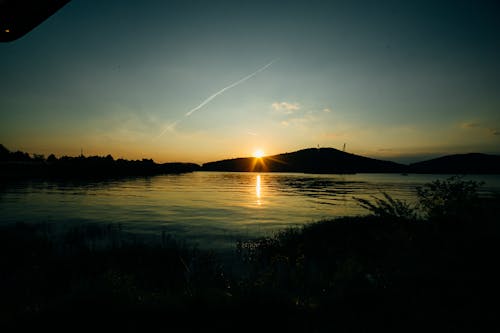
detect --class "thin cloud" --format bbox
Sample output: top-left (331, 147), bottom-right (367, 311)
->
top-left (459, 121), bottom-right (500, 136)
top-left (460, 122), bottom-right (480, 129)
top-left (272, 102), bottom-right (300, 114)
top-left (280, 112), bottom-right (316, 128)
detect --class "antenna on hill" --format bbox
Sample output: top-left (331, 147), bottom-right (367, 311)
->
top-left (343, 143), bottom-right (346, 152)
top-left (80, 148), bottom-right (83, 157)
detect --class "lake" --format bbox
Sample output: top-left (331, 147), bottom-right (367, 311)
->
top-left (1, 172), bottom-right (499, 250)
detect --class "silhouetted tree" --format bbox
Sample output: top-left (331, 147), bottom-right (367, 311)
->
top-left (12, 151), bottom-right (31, 161)
top-left (0, 144), bottom-right (9, 161)
top-left (47, 154), bottom-right (57, 163)
top-left (33, 154), bottom-right (45, 161)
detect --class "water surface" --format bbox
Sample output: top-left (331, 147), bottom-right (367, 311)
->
top-left (1, 172), bottom-right (499, 249)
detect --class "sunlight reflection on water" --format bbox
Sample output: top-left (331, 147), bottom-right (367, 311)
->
top-left (1, 172), bottom-right (499, 250)
top-left (255, 174), bottom-right (261, 206)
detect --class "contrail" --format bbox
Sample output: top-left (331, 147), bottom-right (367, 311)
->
top-left (186, 59), bottom-right (278, 117)
top-left (155, 59), bottom-right (278, 140)
top-left (155, 119), bottom-right (181, 140)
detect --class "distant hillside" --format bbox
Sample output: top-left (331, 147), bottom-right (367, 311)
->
top-left (202, 148), bottom-right (406, 174)
top-left (409, 153), bottom-right (500, 174)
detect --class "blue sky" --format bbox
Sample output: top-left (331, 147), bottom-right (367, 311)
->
top-left (1, 0), bottom-right (499, 163)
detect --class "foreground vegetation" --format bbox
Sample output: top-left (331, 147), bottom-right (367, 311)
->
top-left (1, 177), bottom-right (498, 331)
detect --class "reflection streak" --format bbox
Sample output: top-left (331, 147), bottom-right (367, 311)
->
top-left (256, 174), bottom-right (261, 205)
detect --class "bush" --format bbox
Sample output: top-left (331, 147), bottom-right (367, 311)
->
top-left (355, 176), bottom-right (484, 221)
top-left (353, 192), bottom-right (418, 221)
top-left (416, 176), bottom-right (483, 220)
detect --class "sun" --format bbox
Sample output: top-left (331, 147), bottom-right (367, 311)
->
top-left (253, 149), bottom-right (265, 158)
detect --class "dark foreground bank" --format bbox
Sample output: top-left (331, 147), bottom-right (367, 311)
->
top-left (1, 178), bottom-right (498, 331)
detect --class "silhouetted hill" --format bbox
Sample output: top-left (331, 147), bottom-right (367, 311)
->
top-left (409, 153), bottom-right (500, 174)
top-left (202, 148), bottom-right (406, 173)
top-left (0, 144), bottom-right (200, 179)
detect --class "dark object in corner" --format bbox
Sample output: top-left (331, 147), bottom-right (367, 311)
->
top-left (0, 0), bottom-right (70, 42)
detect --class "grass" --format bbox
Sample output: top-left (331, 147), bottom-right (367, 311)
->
top-left (0, 223), bottom-right (229, 329)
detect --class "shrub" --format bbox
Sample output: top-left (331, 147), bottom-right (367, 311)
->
top-left (416, 176), bottom-right (483, 220)
top-left (353, 192), bottom-right (418, 221)
top-left (355, 176), bottom-right (484, 221)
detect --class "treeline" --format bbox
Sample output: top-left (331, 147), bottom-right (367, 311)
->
top-left (0, 144), bottom-right (200, 178)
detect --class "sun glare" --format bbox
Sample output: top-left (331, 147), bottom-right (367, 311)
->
top-left (253, 150), bottom-right (264, 158)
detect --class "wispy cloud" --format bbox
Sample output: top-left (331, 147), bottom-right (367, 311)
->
top-left (272, 102), bottom-right (300, 114)
top-left (275, 104), bottom-right (335, 131)
top-left (459, 121), bottom-right (499, 137)
top-left (280, 112), bottom-right (317, 128)
top-left (460, 122), bottom-right (480, 129)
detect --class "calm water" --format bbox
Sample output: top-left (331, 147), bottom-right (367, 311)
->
top-left (1, 172), bottom-right (499, 249)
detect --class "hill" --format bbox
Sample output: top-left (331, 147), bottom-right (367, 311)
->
top-left (202, 148), bottom-right (406, 173)
top-left (409, 153), bottom-right (500, 174)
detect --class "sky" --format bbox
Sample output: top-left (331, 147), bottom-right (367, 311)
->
top-left (1, 0), bottom-right (499, 164)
